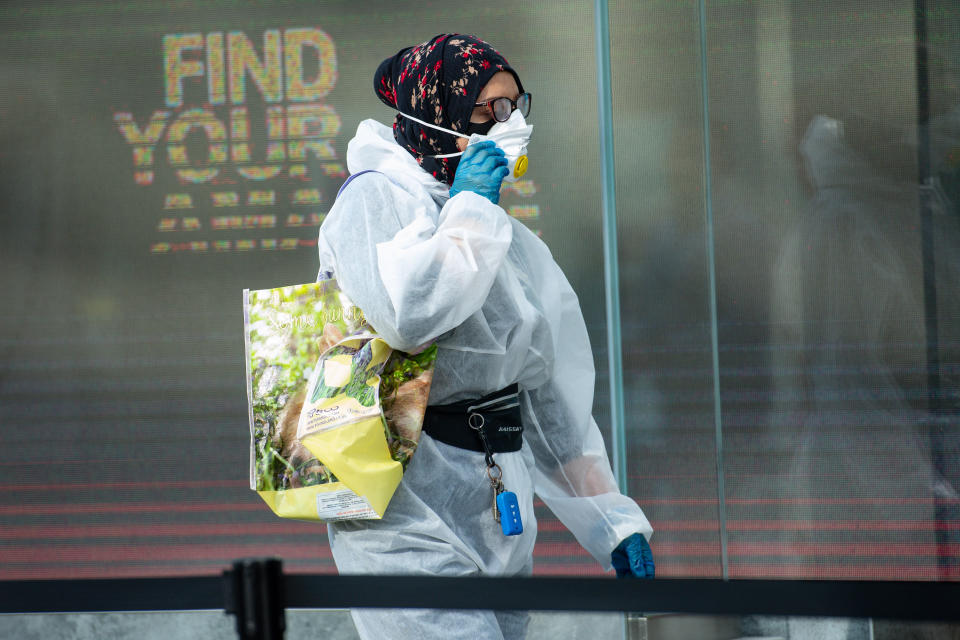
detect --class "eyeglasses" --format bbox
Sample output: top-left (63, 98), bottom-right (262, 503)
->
top-left (474, 92), bottom-right (532, 123)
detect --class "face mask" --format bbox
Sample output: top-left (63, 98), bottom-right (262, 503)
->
top-left (466, 119), bottom-right (496, 136)
top-left (398, 109), bottom-right (533, 182)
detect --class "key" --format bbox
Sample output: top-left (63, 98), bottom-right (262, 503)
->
top-left (487, 462), bottom-right (504, 522)
top-left (487, 463), bottom-right (504, 523)
top-left (491, 476), bottom-right (504, 522)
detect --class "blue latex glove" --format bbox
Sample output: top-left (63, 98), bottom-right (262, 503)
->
top-left (448, 140), bottom-right (509, 204)
top-left (611, 533), bottom-right (655, 579)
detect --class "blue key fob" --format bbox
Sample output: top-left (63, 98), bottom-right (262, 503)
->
top-left (497, 491), bottom-right (523, 536)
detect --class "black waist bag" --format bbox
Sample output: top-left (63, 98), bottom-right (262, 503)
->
top-left (422, 384), bottom-right (523, 453)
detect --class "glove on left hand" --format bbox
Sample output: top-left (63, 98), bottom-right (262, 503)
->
top-left (611, 533), bottom-right (655, 579)
top-left (448, 140), bottom-right (509, 205)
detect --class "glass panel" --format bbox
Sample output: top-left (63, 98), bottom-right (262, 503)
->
top-left (707, 0), bottom-right (960, 579)
top-left (610, 0), bottom-right (724, 577)
top-left (0, 3), bottom-right (606, 578)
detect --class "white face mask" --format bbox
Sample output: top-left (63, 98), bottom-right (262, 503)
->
top-left (397, 109), bottom-right (533, 182)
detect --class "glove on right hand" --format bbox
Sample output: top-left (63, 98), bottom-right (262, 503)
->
top-left (448, 140), bottom-right (509, 205)
top-left (611, 533), bottom-right (655, 579)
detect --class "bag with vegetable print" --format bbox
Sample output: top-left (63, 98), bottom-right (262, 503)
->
top-left (244, 280), bottom-right (436, 521)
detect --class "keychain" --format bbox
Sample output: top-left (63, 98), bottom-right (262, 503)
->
top-left (470, 412), bottom-right (523, 536)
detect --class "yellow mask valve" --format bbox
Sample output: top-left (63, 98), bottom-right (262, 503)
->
top-left (513, 155), bottom-right (528, 179)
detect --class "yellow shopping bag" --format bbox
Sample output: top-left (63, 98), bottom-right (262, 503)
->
top-left (243, 281), bottom-right (436, 521)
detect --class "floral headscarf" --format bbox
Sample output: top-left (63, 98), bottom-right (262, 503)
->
top-left (374, 34), bottom-right (523, 185)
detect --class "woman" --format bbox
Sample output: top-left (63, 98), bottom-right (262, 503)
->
top-left (317, 34), bottom-right (653, 640)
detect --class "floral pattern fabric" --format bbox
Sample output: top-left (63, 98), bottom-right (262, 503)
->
top-left (374, 33), bottom-right (523, 185)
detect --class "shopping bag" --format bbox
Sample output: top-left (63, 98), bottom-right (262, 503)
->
top-left (243, 281), bottom-right (436, 521)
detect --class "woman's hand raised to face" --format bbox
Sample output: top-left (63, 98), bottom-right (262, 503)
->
top-left (448, 140), bottom-right (509, 205)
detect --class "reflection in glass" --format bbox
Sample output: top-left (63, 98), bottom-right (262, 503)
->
top-left (671, 0), bottom-right (960, 581)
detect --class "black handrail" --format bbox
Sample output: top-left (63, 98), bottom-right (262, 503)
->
top-left (2, 568), bottom-right (959, 622)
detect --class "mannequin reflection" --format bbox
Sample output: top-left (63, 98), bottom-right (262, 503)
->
top-left (770, 105), bottom-right (960, 638)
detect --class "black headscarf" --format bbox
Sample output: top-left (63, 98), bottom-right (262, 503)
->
top-left (374, 34), bottom-right (524, 185)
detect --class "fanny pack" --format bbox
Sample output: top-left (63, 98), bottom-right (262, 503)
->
top-left (422, 384), bottom-right (523, 453)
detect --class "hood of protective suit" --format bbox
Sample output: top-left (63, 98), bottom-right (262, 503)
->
top-left (346, 119), bottom-right (452, 206)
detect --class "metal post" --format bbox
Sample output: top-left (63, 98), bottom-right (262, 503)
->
top-left (594, 4), bottom-right (633, 637)
top-left (224, 558), bottom-right (286, 640)
top-left (594, 0), bottom-right (628, 496)
top-left (697, 0), bottom-right (730, 580)
top-left (913, 0), bottom-right (952, 581)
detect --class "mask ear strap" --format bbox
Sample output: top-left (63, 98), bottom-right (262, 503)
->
top-left (396, 111), bottom-right (466, 158)
top-left (397, 111), bottom-right (461, 138)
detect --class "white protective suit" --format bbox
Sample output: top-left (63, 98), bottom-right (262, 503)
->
top-left (317, 119), bottom-right (652, 640)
